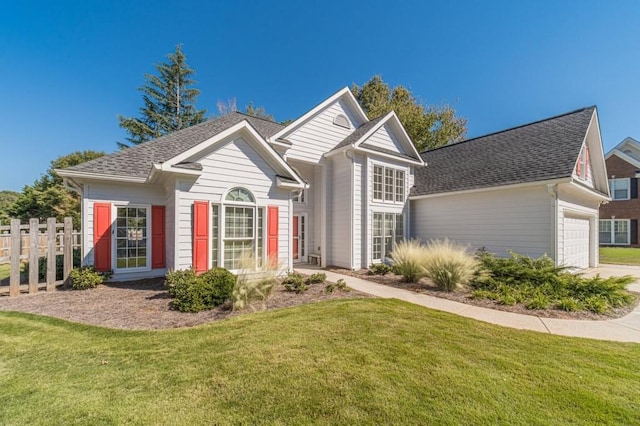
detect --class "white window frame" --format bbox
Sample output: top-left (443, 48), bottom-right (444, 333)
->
top-left (599, 219), bottom-right (630, 245)
top-left (211, 187), bottom-right (265, 272)
top-left (112, 203), bottom-right (152, 273)
top-left (609, 178), bottom-right (630, 201)
top-left (372, 162), bottom-right (406, 204)
top-left (372, 212), bottom-right (404, 262)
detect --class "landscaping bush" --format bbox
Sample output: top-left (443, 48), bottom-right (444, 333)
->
top-left (69, 266), bottom-right (112, 290)
top-left (283, 272), bottom-right (308, 293)
top-left (369, 263), bottom-right (392, 276)
top-left (471, 250), bottom-right (636, 314)
top-left (306, 272), bottom-right (327, 285)
top-left (165, 267), bottom-right (235, 313)
top-left (422, 239), bottom-right (479, 291)
top-left (325, 278), bottom-right (350, 294)
top-left (390, 240), bottom-right (427, 283)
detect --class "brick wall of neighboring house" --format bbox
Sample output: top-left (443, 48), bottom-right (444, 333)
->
top-left (600, 154), bottom-right (640, 246)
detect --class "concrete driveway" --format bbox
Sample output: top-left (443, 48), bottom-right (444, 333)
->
top-left (583, 264), bottom-right (640, 293)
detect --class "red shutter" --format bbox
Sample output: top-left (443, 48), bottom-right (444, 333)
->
top-left (585, 146), bottom-right (590, 179)
top-left (151, 205), bottom-right (166, 269)
top-left (576, 150), bottom-right (582, 176)
top-left (193, 201), bottom-right (209, 273)
top-left (267, 206), bottom-right (279, 264)
top-left (93, 203), bottom-right (111, 272)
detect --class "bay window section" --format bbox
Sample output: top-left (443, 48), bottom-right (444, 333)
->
top-left (384, 169), bottom-right (395, 201)
top-left (373, 164), bottom-right (406, 204)
top-left (372, 212), bottom-right (404, 261)
top-left (373, 166), bottom-right (383, 201)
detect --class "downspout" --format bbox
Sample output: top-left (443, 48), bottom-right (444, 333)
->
top-left (547, 184), bottom-right (558, 264)
top-left (344, 149), bottom-right (355, 270)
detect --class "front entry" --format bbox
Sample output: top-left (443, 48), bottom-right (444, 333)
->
top-left (292, 214), bottom-right (306, 263)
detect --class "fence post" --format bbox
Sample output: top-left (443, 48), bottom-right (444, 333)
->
top-left (29, 219), bottom-right (39, 294)
top-left (63, 217), bottom-right (73, 284)
top-left (10, 219), bottom-right (20, 297)
top-left (46, 218), bottom-right (56, 291)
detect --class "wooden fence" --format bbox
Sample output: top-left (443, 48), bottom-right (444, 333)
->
top-left (0, 218), bottom-right (81, 297)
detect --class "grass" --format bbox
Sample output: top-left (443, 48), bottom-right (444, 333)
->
top-left (1, 299), bottom-right (639, 424)
top-left (0, 263), bottom-right (8, 282)
top-left (600, 247), bottom-right (640, 266)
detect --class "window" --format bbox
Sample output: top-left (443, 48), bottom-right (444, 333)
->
top-left (211, 187), bottom-right (264, 270)
top-left (609, 179), bottom-right (630, 200)
top-left (599, 219), bottom-right (630, 245)
top-left (373, 166), bottom-right (383, 201)
top-left (115, 206), bottom-right (149, 270)
top-left (575, 145), bottom-right (591, 180)
top-left (373, 164), bottom-right (406, 203)
top-left (372, 212), bottom-right (403, 261)
top-left (292, 189), bottom-right (306, 204)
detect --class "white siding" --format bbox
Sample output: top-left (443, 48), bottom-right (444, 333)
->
top-left (327, 154), bottom-right (352, 267)
top-left (361, 123), bottom-right (407, 156)
top-left (176, 137), bottom-right (291, 271)
top-left (164, 181), bottom-right (176, 270)
top-left (285, 100), bottom-right (363, 164)
top-left (352, 154), bottom-right (364, 268)
top-left (84, 181), bottom-right (167, 280)
top-left (411, 186), bottom-right (554, 259)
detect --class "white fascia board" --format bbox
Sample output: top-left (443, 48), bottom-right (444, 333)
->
top-left (268, 87), bottom-right (369, 142)
top-left (356, 111), bottom-right (423, 165)
top-left (276, 176), bottom-right (307, 189)
top-left (606, 136), bottom-right (640, 157)
top-left (54, 169), bottom-right (147, 184)
top-left (409, 178), bottom-right (571, 200)
top-left (356, 147), bottom-right (424, 166)
top-left (568, 179), bottom-right (611, 201)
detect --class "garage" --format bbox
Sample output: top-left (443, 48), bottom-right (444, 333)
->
top-left (563, 215), bottom-right (591, 268)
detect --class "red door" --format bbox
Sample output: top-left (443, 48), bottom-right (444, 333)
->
top-left (292, 216), bottom-right (299, 260)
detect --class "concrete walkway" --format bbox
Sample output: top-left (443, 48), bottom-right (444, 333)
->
top-left (296, 266), bottom-right (640, 343)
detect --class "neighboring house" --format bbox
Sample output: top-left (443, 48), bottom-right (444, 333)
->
top-left (57, 89), bottom-right (609, 280)
top-left (410, 106), bottom-right (609, 269)
top-left (599, 137), bottom-right (640, 247)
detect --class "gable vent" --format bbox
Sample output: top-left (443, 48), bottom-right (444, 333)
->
top-left (333, 114), bottom-right (351, 129)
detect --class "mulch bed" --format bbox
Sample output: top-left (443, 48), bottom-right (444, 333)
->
top-left (0, 277), bottom-right (370, 330)
top-left (328, 267), bottom-right (639, 321)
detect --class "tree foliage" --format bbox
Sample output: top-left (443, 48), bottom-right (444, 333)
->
top-left (8, 151), bottom-right (104, 227)
top-left (118, 45), bottom-right (206, 148)
top-left (245, 102), bottom-right (274, 121)
top-left (0, 190), bottom-right (20, 226)
top-left (351, 76), bottom-right (467, 152)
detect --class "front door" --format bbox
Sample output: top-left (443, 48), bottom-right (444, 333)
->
top-left (292, 214), bottom-right (306, 263)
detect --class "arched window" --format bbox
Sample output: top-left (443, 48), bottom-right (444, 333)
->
top-left (212, 187), bottom-right (263, 270)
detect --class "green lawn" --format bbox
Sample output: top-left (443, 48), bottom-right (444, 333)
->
top-left (1, 299), bottom-right (639, 425)
top-left (0, 263), bottom-right (8, 282)
top-left (600, 247), bottom-right (640, 265)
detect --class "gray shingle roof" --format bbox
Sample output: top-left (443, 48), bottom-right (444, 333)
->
top-left (411, 106), bottom-right (596, 196)
top-left (64, 112), bottom-right (285, 179)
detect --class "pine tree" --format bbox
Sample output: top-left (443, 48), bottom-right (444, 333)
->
top-left (118, 45), bottom-right (207, 148)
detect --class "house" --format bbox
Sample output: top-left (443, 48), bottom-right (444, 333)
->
top-left (57, 88), bottom-right (609, 280)
top-left (599, 137), bottom-right (640, 247)
top-left (410, 106), bottom-right (609, 269)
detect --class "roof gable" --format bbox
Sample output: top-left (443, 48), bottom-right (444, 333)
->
top-left (606, 137), bottom-right (640, 165)
top-left (58, 113), bottom-right (285, 181)
top-left (412, 106), bottom-right (602, 196)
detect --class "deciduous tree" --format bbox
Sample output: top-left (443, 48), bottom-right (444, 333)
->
top-left (351, 76), bottom-right (467, 152)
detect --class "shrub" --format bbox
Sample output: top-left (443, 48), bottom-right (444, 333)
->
top-left (166, 267), bottom-right (235, 313)
top-left (583, 296), bottom-right (609, 314)
top-left (283, 272), bottom-right (308, 293)
top-left (557, 298), bottom-right (582, 312)
top-left (369, 263), bottom-right (392, 276)
top-left (525, 293), bottom-right (550, 310)
top-left (422, 239), bottom-right (479, 291)
top-left (390, 240), bottom-right (427, 283)
top-left (325, 278), bottom-right (350, 294)
top-left (306, 272), bottom-right (327, 285)
top-left (69, 266), bottom-right (112, 290)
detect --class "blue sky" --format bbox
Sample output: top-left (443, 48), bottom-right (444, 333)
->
top-left (2, 0), bottom-right (639, 191)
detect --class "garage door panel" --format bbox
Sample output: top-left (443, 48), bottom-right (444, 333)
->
top-left (563, 216), bottom-right (590, 268)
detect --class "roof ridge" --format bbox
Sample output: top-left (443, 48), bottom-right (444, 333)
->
top-left (232, 111), bottom-right (283, 125)
top-left (421, 105), bottom-right (596, 154)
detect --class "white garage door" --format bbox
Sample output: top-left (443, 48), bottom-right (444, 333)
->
top-left (563, 216), bottom-right (590, 268)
